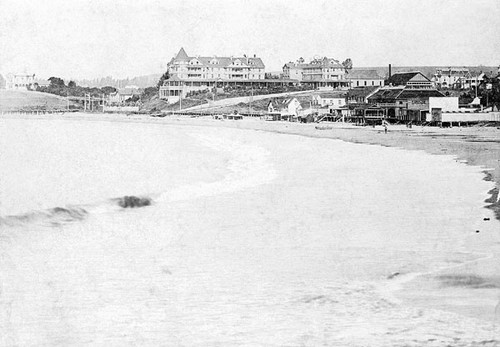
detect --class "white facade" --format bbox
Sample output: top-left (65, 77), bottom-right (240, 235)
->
top-left (426, 97), bottom-right (500, 122)
top-left (160, 48), bottom-right (266, 103)
top-left (5, 73), bottom-right (35, 90)
top-left (108, 85), bottom-right (141, 104)
top-left (428, 97), bottom-right (459, 113)
top-left (269, 98), bottom-right (302, 117)
top-left (312, 93), bottom-right (346, 107)
top-left (283, 57), bottom-right (349, 88)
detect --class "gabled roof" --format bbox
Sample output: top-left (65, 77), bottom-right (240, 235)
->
top-left (176, 47), bottom-right (189, 61)
top-left (170, 48), bottom-right (265, 69)
top-left (397, 89), bottom-right (445, 99)
top-left (367, 87), bottom-right (404, 101)
top-left (347, 86), bottom-right (379, 98)
top-left (282, 98), bottom-right (294, 106)
top-left (315, 92), bottom-right (346, 99)
top-left (347, 69), bottom-right (383, 79)
top-left (386, 71), bottom-right (430, 86)
top-left (367, 86), bottom-right (444, 101)
top-left (284, 58), bottom-right (343, 69)
top-left (268, 99), bottom-right (279, 108)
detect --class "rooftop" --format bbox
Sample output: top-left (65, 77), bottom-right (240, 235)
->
top-left (171, 48), bottom-right (265, 69)
top-left (347, 69), bottom-right (382, 79)
top-left (386, 71), bottom-right (431, 86)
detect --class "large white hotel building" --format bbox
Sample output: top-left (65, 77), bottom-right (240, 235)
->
top-left (159, 48), bottom-right (268, 103)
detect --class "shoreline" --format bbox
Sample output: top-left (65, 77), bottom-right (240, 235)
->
top-left (2, 112), bottom-right (499, 221)
top-left (2, 112), bottom-right (500, 332)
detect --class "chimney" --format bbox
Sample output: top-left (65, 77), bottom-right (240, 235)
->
top-left (389, 64), bottom-right (392, 79)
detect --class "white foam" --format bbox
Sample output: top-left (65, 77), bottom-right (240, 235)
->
top-left (156, 131), bottom-right (277, 203)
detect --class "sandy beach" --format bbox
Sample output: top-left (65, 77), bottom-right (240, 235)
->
top-left (1, 112), bottom-right (499, 346)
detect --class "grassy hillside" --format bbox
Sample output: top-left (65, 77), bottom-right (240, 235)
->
top-left (0, 90), bottom-right (75, 111)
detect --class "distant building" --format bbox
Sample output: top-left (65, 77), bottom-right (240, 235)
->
top-left (267, 98), bottom-right (302, 117)
top-left (427, 96), bottom-right (500, 124)
top-left (5, 73), bottom-right (35, 90)
top-left (167, 47), bottom-right (265, 81)
top-left (347, 69), bottom-right (384, 88)
top-left (385, 71), bottom-right (434, 89)
top-left (312, 91), bottom-right (346, 107)
top-left (159, 48), bottom-right (268, 103)
top-left (457, 73), bottom-right (485, 90)
top-left (266, 97), bottom-right (303, 121)
top-left (366, 72), bottom-right (445, 122)
top-left (108, 85), bottom-right (142, 104)
top-left (432, 67), bottom-right (468, 89)
top-left (33, 79), bottom-right (50, 89)
top-left (283, 57), bottom-right (349, 89)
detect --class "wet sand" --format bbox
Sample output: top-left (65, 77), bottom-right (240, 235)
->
top-left (173, 118), bottom-right (500, 219)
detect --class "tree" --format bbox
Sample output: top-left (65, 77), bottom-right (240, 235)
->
top-left (48, 77), bottom-right (65, 87)
top-left (157, 71), bottom-right (170, 89)
top-left (342, 58), bottom-right (353, 73)
top-left (142, 86), bottom-right (158, 100)
top-left (67, 80), bottom-right (76, 88)
top-left (101, 86), bottom-right (117, 95)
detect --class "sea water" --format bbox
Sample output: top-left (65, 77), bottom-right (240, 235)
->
top-left (1, 116), bottom-right (499, 346)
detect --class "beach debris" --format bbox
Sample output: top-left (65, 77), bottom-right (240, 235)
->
top-left (116, 195), bottom-right (152, 208)
top-left (387, 272), bottom-right (400, 279)
top-left (438, 274), bottom-right (498, 289)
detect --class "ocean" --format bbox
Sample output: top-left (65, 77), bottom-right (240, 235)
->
top-left (1, 116), bottom-right (499, 346)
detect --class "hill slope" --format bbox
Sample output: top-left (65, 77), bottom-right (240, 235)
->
top-left (0, 90), bottom-right (72, 111)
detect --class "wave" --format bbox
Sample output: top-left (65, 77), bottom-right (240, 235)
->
top-left (0, 194), bottom-right (156, 228)
top-left (0, 130), bottom-right (275, 228)
top-left (0, 206), bottom-right (88, 227)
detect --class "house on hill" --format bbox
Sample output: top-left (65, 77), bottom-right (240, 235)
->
top-left (160, 48), bottom-right (274, 104)
top-left (282, 56), bottom-right (350, 89)
top-left (5, 73), bottom-right (35, 90)
top-left (266, 97), bottom-right (302, 121)
top-left (347, 70), bottom-right (384, 88)
top-left (108, 85), bottom-right (142, 104)
top-left (312, 91), bottom-right (346, 107)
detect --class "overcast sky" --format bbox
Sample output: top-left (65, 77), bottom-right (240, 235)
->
top-left (0, 0), bottom-right (498, 79)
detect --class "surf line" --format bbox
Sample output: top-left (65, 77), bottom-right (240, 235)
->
top-left (378, 250), bottom-right (496, 306)
top-left (156, 131), bottom-right (278, 204)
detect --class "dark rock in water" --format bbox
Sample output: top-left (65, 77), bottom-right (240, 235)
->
top-left (117, 196), bottom-right (152, 208)
top-left (388, 272), bottom-right (400, 279)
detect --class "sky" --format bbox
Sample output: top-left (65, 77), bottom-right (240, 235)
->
top-left (0, 0), bottom-right (499, 79)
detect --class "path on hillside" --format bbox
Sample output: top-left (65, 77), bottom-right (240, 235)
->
top-left (182, 90), bottom-right (315, 111)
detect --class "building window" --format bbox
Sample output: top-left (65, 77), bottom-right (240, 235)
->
top-left (364, 81), bottom-right (367, 86)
